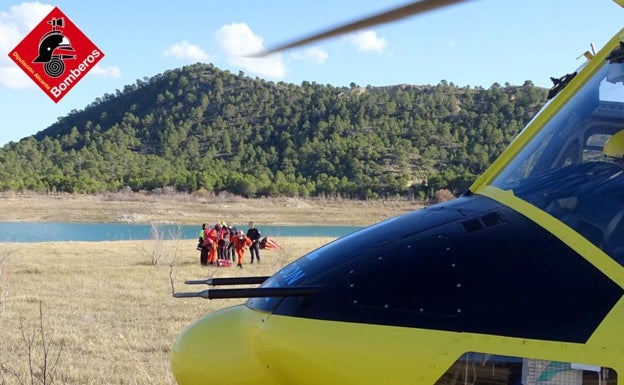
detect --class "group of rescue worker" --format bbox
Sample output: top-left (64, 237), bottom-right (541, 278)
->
top-left (197, 221), bottom-right (262, 268)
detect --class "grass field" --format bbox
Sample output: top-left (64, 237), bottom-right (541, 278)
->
top-left (0, 237), bottom-right (334, 384)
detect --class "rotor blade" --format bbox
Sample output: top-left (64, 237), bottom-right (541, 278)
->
top-left (254, 0), bottom-right (470, 57)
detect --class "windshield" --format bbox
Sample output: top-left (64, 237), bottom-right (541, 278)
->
top-left (491, 56), bottom-right (624, 265)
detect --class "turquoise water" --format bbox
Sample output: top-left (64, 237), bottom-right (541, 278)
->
top-left (0, 222), bottom-right (362, 243)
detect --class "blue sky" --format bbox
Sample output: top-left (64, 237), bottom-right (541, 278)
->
top-left (0, 0), bottom-right (622, 146)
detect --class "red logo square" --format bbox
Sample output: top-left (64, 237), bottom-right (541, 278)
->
top-left (7, 7), bottom-right (105, 103)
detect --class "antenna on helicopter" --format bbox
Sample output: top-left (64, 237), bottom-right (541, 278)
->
top-left (173, 286), bottom-right (323, 299)
top-left (184, 276), bottom-right (271, 286)
top-left (174, 275), bottom-right (322, 299)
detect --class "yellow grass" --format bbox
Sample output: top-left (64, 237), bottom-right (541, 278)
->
top-left (0, 237), bottom-right (334, 384)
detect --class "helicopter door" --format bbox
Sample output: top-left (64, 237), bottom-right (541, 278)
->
top-left (434, 353), bottom-right (617, 385)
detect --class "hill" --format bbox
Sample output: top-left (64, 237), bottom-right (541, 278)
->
top-left (0, 63), bottom-right (548, 199)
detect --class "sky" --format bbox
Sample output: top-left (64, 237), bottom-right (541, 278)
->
top-left (0, 0), bottom-right (623, 146)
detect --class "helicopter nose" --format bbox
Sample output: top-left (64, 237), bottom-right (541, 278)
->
top-left (171, 305), bottom-right (278, 385)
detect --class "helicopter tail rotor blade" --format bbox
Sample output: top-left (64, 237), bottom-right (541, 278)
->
top-left (253, 0), bottom-right (470, 57)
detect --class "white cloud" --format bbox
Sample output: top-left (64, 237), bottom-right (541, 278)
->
top-left (0, 2), bottom-right (53, 89)
top-left (0, 2), bottom-right (53, 32)
top-left (216, 22), bottom-right (287, 79)
top-left (91, 64), bottom-right (122, 79)
top-left (291, 47), bottom-right (328, 64)
top-left (163, 40), bottom-right (209, 61)
top-left (0, 66), bottom-right (33, 89)
top-left (347, 30), bottom-right (388, 53)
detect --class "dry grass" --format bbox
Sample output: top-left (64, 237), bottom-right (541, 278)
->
top-left (0, 237), bottom-right (333, 384)
top-left (0, 192), bottom-right (422, 226)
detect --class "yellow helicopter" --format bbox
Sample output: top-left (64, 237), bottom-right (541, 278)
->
top-left (171, 0), bottom-right (624, 384)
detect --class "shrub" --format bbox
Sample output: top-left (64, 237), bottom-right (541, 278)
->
top-left (433, 189), bottom-right (455, 203)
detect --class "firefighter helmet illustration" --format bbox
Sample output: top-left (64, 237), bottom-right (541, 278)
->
top-left (33, 17), bottom-right (75, 78)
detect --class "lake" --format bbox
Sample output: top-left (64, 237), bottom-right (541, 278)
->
top-left (0, 222), bottom-right (362, 243)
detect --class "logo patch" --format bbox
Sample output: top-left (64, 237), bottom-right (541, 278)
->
top-left (8, 7), bottom-right (104, 103)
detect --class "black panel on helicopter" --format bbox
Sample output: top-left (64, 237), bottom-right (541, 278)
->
top-left (248, 195), bottom-right (624, 343)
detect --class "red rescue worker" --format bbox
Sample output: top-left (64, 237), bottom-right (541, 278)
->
top-left (207, 223), bottom-right (230, 265)
top-left (206, 223), bottom-right (222, 265)
top-left (202, 235), bottom-right (216, 265)
top-left (231, 230), bottom-right (253, 268)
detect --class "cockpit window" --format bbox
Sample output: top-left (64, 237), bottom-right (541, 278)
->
top-left (491, 58), bottom-right (624, 265)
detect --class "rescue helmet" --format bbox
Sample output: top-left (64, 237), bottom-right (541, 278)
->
top-left (603, 130), bottom-right (624, 160)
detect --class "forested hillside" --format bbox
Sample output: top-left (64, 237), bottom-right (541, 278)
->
top-left (0, 63), bottom-right (547, 199)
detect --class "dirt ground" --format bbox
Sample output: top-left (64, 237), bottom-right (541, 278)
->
top-left (0, 192), bottom-right (424, 226)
